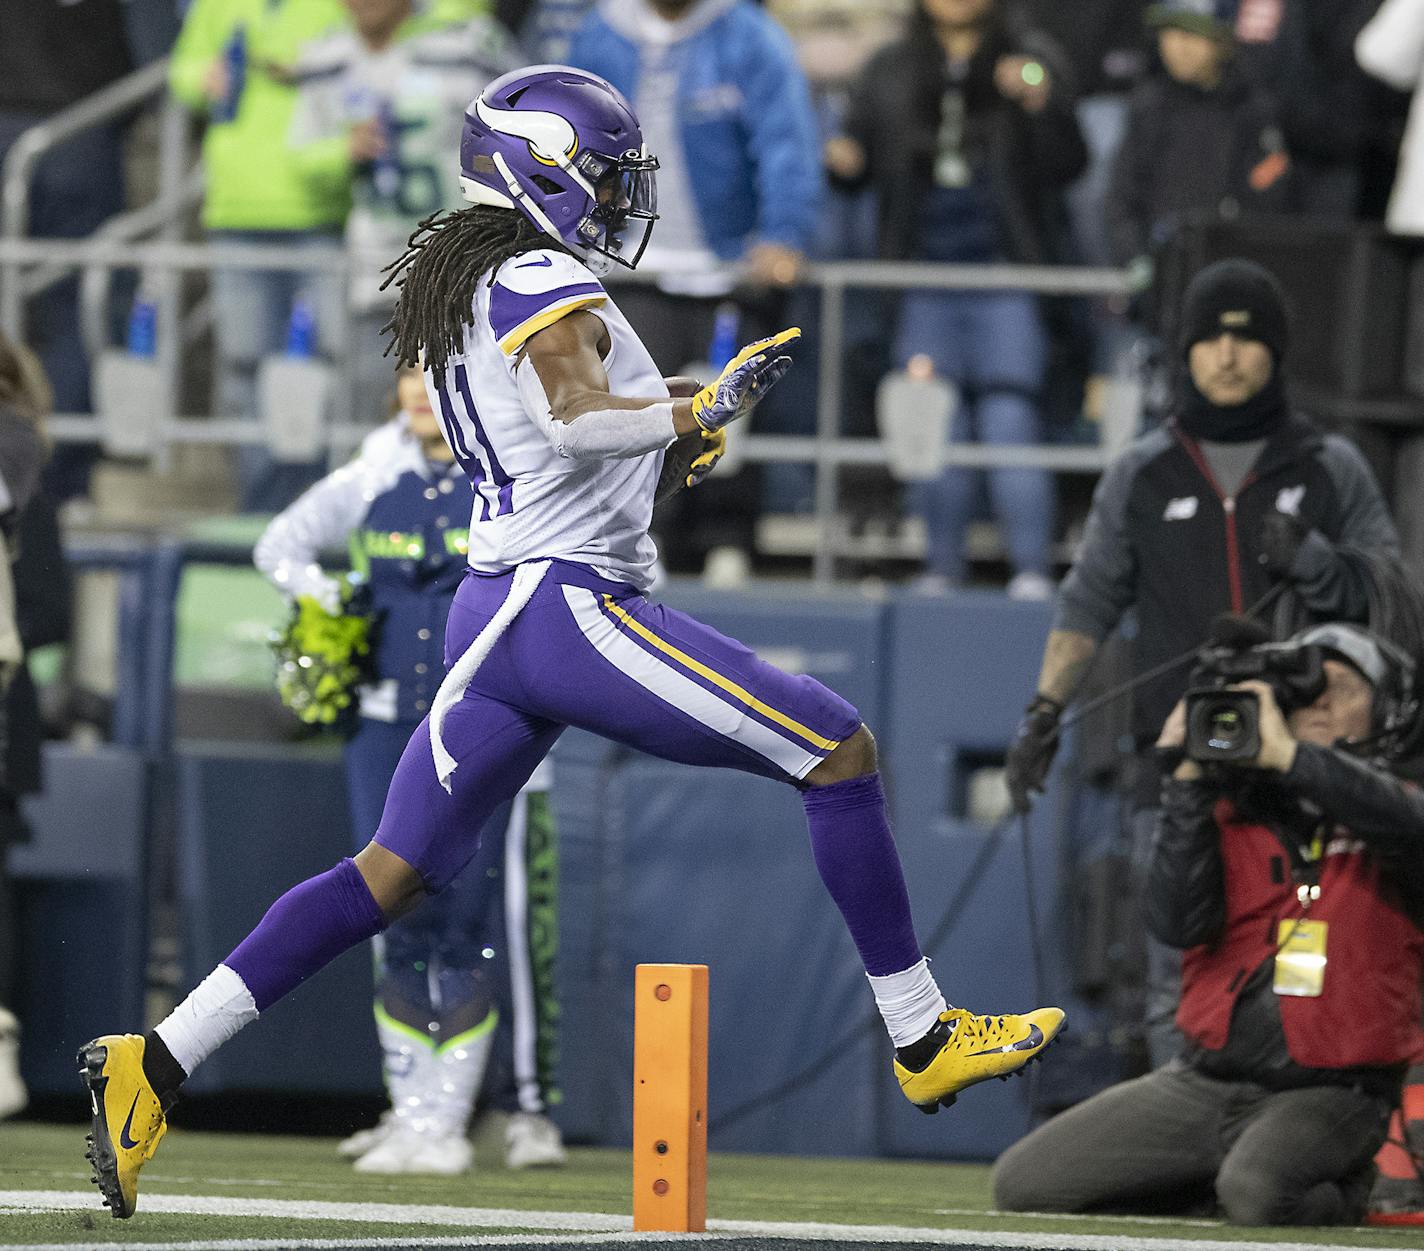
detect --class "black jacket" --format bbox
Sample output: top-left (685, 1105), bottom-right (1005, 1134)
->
top-left (1054, 414), bottom-right (1399, 742)
top-left (838, 15), bottom-right (1087, 264)
top-left (1105, 65), bottom-right (1292, 267)
top-left (1149, 745), bottom-right (1424, 1094)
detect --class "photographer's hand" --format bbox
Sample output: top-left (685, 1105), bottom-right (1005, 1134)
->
top-left (1155, 699), bottom-right (1202, 781)
top-left (1234, 680), bottom-right (1298, 773)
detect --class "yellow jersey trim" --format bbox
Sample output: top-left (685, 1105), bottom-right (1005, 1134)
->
top-left (498, 293), bottom-right (607, 355)
top-left (600, 595), bottom-right (841, 752)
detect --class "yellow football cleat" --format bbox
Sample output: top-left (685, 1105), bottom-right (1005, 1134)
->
top-left (894, 1006), bottom-right (1066, 1114)
top-left (78, 1034), bottom-right (167, 1218)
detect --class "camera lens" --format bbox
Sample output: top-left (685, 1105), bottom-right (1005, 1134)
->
top-left (1207, 706), bottom-right (1245, 751)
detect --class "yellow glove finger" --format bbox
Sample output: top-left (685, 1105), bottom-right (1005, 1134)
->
top-left (720, 326), bottom-right (801, 378)
top-left (686, 427), bottom-right (727, 487)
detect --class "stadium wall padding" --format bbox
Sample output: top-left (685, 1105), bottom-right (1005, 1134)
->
top-left (13, 587), bottom-right (1111, 1160)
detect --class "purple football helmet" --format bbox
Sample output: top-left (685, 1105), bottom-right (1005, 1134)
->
top-left (460, 65), bottom-right (659, 272)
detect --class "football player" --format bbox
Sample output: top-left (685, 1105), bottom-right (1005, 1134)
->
top-left (80, 66), bottom-right (1063, 1218)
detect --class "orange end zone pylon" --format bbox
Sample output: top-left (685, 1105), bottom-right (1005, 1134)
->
top-left (632, 963), bottom-right (708, 1232)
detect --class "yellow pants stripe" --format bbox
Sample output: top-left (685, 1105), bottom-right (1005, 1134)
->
top-left (599, 595), bottom-right (841, 753)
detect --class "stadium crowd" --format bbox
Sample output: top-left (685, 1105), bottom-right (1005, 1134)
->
top-left (4, 0), bottom-right (1424, 583)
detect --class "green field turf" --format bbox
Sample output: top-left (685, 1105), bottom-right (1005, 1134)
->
top-left (2, 1120), bottom-right (1422, 1249)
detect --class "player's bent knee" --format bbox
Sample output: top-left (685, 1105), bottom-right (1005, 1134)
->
top-left (805, 724), bottom-right (877, 786)
top-left (354, 840), bottom-right (427, 921)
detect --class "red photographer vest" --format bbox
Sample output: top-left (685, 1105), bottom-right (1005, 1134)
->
top-left (1176, 800), bottom-right (1424, 1070)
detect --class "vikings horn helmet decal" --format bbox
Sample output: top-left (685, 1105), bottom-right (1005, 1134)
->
top-left (460, 65), bottom-right (658, 272)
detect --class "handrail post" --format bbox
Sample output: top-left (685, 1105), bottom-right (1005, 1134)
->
top-left (812, 278), bottom-right (846, 586)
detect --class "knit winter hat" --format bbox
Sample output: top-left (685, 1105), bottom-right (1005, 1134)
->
top-left (1178, 258), bottom-right (1290, 362)
top-left (1145, 0), bottom-right (1238, 40)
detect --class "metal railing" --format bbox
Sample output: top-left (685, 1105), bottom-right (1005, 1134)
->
top-left (0, 234), bottom-right (1137, 579)
top-left (0, 59), bottom-right (1138, 581)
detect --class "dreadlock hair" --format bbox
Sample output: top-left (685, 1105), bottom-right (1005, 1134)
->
top-left (382, 204), bottom-right (570, 385)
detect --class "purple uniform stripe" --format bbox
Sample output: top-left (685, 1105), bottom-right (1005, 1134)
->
top-left (488, 280), bottom-right (604, 343)
top-left (454, 364), bottom-right (514, 517)
top-left (594, 596), bottom-right (841, 757)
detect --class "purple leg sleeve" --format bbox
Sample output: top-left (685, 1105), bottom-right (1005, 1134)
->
top-left (802, 772), bottom-right (922, 977)
top-left (225, 857), bottom-right (387, 1012)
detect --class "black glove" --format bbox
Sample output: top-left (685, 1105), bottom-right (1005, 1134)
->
top-left (1005, 694), bottom-right (1064, 814)
top-left (1259, 511), bottom-right (1309, 580)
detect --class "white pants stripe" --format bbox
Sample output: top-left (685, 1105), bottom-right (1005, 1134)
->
top-left (563, 586), bottom-right (822, 779)
top-left (502, 791), bottom-right (542, 1114)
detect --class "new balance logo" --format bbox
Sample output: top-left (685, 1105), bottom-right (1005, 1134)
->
top-left (1276, 484), bottom-right (1305, 516)
top-left (1163, 496), bottom-right (1198, 521)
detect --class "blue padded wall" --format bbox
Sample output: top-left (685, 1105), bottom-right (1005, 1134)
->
top-left (552, 582), bottom-right (887, 1156)
top-left (10, 744), bottom-right (150, 1094)
top-left (173, 744), bottom-right (382, 1095)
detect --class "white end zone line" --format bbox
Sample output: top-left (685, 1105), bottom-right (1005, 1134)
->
top-left (0, 1191), bottom-right (1409, 1251)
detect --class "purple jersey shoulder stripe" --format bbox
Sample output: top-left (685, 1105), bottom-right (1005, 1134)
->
top-left (454, 364), bottom-right (514, 517)
top-left (488, 281), bottom-right (605, 343)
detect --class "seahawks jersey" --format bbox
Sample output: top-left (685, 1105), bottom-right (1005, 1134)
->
top-left (424, 248), bottom-right (666, 591)
top-left (290, 17), bottom-right (520, 311)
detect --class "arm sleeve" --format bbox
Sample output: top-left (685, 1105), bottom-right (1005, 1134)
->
top-left (738, 20), bottom-right (823, 249)
top-left (1104, 88), bottom-right (1154, 265)
top-left (0, 414), bottom-right (45, 524)
top-left (1280, 743), bottom-right (1424, 864)
top-left (253, 457), bottom-right (377, 610)
top-left (1357, 0), bottom-right (1424, 91)
top-left (1146, 778), bottom-right (1228, 949)
top-left (1287, 435), bottom-right (1401, 618)
top-left (168, 0), bottom-right (226, 111)
top-left (1052, 450), bottom-right (1139, 639)
top-left (488, 251), bottom-right (607, 357)
top-left (514, 355), bottom-right (676, 461)
top-left (285, 59), bottom-right (354, 197)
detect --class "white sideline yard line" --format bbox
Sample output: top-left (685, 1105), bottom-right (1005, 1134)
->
top-left (0, 1191), bottom-right (1408, 1251)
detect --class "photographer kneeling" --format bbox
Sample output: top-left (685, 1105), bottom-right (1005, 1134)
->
top-left (994, 622), bottom-right (1424, 1225)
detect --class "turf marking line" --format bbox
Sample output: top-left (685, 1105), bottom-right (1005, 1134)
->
top-left (0, 1192), bottom-right (1408, 1251)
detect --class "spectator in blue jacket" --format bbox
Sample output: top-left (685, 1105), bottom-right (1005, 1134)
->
top-left (566, 0), bottom-right (823, 575)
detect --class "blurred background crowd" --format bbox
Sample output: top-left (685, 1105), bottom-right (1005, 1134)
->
top-left (7, 0), bottom-right (1424, 591)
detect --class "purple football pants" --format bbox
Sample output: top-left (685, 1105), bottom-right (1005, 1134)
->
top-left (375, 561), bottom-right (861, 892)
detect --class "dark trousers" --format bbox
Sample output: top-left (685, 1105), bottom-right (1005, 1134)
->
top-left (611, 286), bottom-right (775, 573)
top-left (993, 1061), bottom-right (1390, 1225)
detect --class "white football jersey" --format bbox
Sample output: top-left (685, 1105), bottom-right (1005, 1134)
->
top-left (422, 248), bottom-right (667, 591)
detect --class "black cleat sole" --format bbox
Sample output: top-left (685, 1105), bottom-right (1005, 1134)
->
top-left (77, 1042), bottom-right (131, 1219)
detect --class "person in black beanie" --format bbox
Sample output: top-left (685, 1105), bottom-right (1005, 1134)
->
top-left (1004, 254), bottom-right (1399, 1066)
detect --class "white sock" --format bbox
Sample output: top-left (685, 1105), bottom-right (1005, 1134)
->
top-left (428, 1010), bottom-right (496, 1138)
top-left (154, 963), bottom-right (259, 1076)
top-left (375, 1006), bottom-right (438, 1134)
top-left (867, 958), bottom-right (947, 1047)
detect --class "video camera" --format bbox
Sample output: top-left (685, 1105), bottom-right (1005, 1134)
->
top-left (1183, 618), bottom-right (1325, 763)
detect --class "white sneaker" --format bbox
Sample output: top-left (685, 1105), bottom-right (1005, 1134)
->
top-left (505, 1111), bottom-right (567, 1169)
top-left (0, 1007), bottom-right (27, 1122)
top-left (353, 1127), bottom-right (473, 1175)
top-left (338, 1108), bottom-right (397, 1159)
top-left (1006, 571), bottom-right (1055, 601)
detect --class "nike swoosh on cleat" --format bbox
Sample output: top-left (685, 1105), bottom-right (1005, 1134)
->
top-left (517, 256), bottom-right (553, 268)
top-left (118, 1093), bottom-right (142, 1150)
top-left (967, 1023), bottom-right (1043, 1057)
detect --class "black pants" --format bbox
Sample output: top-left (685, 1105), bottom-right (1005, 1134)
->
top-left (611, 286), bottom-right (778, 573)
top-left (993, 1061), bottom-right (1390, 1225)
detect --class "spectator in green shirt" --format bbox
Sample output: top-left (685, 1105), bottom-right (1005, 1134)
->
top-left (170, 0), bottom-right (350, 512)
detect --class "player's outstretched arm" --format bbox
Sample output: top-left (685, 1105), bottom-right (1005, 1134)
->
top-left (654, 378), bottom-right (724, 502)
top-left (516, 313), bottom-right (798, 461)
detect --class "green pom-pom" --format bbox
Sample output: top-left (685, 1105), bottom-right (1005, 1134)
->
top-left (270, 580), bottom-right (373, 727)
